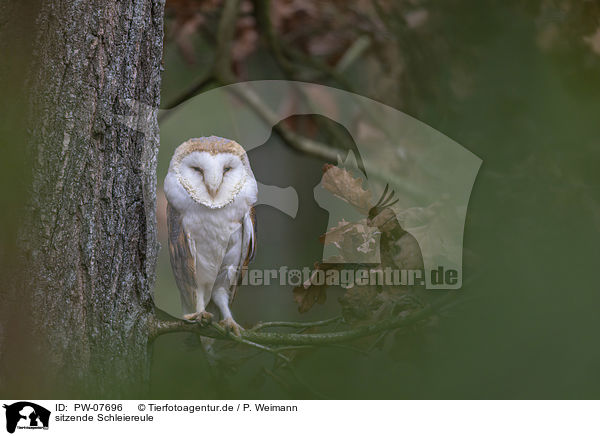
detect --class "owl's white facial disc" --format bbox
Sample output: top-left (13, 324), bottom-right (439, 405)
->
top-left (177, 151), bottom-right (247, 208)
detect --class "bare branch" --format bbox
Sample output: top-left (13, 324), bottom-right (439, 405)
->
top-left (161, 73), bottom-right (217, 111)
top-left (214, 0), bottom-right (242, 81)
top-left (250, 316), bottom-right (343, 331)
top-left (150, 292), bottom-right (457, 345)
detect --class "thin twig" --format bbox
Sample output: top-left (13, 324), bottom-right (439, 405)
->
top-left (214, 321), bottom-right (328, 398)
top-left (273, 345), bottom-right (315, 352)
top-left (250, 315), bottom-right (343, 331)
top-left (213, 0), bottom-right (242, 80)
top-left (160, 74), bottom-right (217, 113)
top-left (263, 367), bottom-right (293, 392)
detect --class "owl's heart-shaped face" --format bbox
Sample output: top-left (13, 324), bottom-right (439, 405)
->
top-left (177, 151), bottom-right (248, 208)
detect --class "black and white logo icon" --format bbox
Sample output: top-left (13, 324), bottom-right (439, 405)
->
top-left (3, 402), bottom-right (50, 434)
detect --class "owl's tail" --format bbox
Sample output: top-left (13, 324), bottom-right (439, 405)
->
top-left (199, 336), bottom-right (216, 358)
top-left (183, 333), bottom-right (215, 355)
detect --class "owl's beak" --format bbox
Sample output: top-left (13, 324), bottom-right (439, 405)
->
top-left (206, 179), bottom-right (221, 198)
top-left (206, 185), bottom-right (217, 198)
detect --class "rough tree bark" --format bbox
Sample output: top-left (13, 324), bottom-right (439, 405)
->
top-left (20, 0), bottom-right (165, 397)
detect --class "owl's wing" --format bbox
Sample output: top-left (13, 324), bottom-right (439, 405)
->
top-left (229, 207), bottom-right (256, 303)
top-left (244, 206), bottom-right (257, 264)
top-left (166, 202), bottom-right (197, 312)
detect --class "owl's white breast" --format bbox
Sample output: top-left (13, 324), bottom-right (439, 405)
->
top-left (164, 169), bottom-right (257, 277)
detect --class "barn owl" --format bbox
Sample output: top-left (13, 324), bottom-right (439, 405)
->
top-left (164, 136), bottom-right (257, 336)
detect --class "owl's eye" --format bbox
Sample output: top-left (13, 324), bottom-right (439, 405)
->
top-left (223, 166), bottom-right (232, 174)
top-left (192, 167), bottom-right (204, 176)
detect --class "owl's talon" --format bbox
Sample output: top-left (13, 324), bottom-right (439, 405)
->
top-left (197, 311), bottom-right (214, 326)
top-left (183, 311), bottom-right (213, 326)
top-left (219, 317), bottom-right (244, 336)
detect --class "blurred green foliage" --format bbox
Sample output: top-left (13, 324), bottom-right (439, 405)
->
top-left (151, 0), bottom-right (600, 398)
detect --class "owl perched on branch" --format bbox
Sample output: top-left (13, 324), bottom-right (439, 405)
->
top-left (164, 137), bottom-right (257, 336)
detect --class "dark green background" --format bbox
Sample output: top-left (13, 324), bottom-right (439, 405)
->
top-left (149, 1), bottom-right (600, 398)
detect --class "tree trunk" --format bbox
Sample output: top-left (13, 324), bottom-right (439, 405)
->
top-left (19, 0), bottom-right (165, 397)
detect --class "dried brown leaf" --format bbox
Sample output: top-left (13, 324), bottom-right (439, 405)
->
top-left (321, 164), bottom-right (372, 213)
top-left (293, 281), bottom-right (327, 313)
top-left (321, 218), bottom-right (379, 263)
